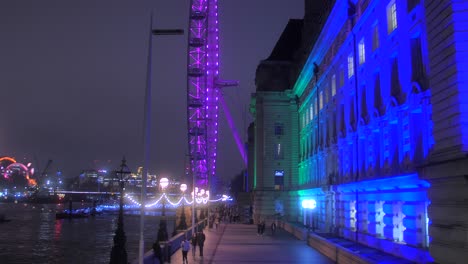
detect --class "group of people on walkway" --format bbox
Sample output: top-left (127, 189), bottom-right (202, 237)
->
top-left (209, 204), bottom-right (241, 228)
top-left (180, 231), bottom-right (206, 264)
top-left (257, 219), bottom-right (277, 236)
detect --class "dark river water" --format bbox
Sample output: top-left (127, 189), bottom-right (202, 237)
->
top-left (0, 202), bottom-right (175, 264)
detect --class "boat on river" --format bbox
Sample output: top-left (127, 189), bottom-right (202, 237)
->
top-left (55, 208), bottom-right (91, 219)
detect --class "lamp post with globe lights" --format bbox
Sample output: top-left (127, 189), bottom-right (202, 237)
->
top-left (177, 183), bottom-right (188, 231)
top-left (157, 177), bottom-right (169, 242)
top-left (191, 187), bottom-right (210, 232)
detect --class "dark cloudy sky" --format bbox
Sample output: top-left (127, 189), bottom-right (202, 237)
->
top-left (0, 0), bottom-right (303, 182)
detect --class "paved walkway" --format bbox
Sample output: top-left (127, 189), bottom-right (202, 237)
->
top-left (169, 223), bottom-right (334, 264)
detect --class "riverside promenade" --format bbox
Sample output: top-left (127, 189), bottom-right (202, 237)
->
top-left (168, 223), bottom-right (334, 264)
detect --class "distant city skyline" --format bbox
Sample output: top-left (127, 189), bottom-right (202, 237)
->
top-left (0, 0), bottom-right (304, 181)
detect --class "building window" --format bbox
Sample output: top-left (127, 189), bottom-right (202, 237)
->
top-left (361, 86), bottom-right (368, 122)
top-left (319, 91), bottom-right (323, 110)
top-left (274, 123), bottom-right (284, 136)
top-left (332, 111), bottom-right (337, 141)
top-left (340, 104), bottom-right (346, 137)
top-left (274, 143), bottom-right (284, 160)
top-left (372, 24), bottom-right (380, 51)
top-left (350, 98), bottom-right (356, 131)
top-left (387, 1), bottom-right (398, 34)
top-left (348, 54), bottom-right (354, 79)
top-left (390, 57), bottom-right (403, 104)
top-left (359, 39), bottom-right (366, 65)
top-left (339, 67), bottom-right (345, 87)
top-left (324, 86), bottom-right (329, 105)
top-left (274, 170), bottom-right (284, 190)
top-left (411, 36), bottom-right (427, 89)
top-left (331, 74), bottom-right (336, 96)
top-left (374, 73), bottom-right (383, 115)
top-left (314, 97), bottom-right (318, 116)
top-left (310, 104), bottom-right (313, 120)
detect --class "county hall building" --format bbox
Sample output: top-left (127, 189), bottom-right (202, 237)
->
top-left (249, 0), bottom-right (468, 263)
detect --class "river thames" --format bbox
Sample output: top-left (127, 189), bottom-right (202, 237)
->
top-left (0, 202), bottom-right (175, 264)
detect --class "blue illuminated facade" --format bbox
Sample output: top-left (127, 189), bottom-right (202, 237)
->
top-left (249, 0), bottom-right (468, 263)
top-left (291, 0), bottom-right (436, 262)
top-left (250, 0), bottom-right (468, 262)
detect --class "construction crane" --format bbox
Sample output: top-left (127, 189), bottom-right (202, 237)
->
top-left (33, 159), bottom-right (52, 186)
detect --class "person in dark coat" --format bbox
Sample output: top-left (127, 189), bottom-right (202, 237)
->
top-left (190, 233), bottom-right (197, 257)
top-left (196, 231), bottom-right (206, 257)
top-left (271, 222), bottom-right (277, 235)
top-left (152, 241), bottom-right (162, 264)
top-left (260, 220), bottom-right (266, 235)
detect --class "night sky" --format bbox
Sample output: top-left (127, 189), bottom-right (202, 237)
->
top-left (0, 0), bottom-right (303, 182)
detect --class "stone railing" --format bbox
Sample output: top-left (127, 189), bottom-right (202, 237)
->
top-left (133, 219), bottom-right (207, 263)
top-left (278, 220), bottom-right (379, 264)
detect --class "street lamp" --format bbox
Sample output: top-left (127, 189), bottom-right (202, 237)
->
top-left (110, 157), bottom-right (131, 264)
top-left (199, 189), bottom-right (206, 220)
top-left (139, 12), bottom-right (184, 263)
top-left (196, 189), bottom-right (210, 221)
top-left (177, 184), bottom-right (188, 231)
top-left (157, 177), bottom-right (169, 242)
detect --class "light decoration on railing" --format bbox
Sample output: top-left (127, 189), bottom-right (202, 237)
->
top-left (123, 190), bottom-right (230, 208)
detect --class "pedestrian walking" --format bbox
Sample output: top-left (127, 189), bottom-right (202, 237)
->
top-left (260, 220), bottom-right (266, 235)
top-left (271, 222), bottom-right (277, 235)
top-left (190, 233), bottom-right (197, 258)
top-left (181, 237), bottom-right (190, 264)
top-left (197, 231), bottom-right (206, 257)
top-left (151, 241), bottom-right (162, 264)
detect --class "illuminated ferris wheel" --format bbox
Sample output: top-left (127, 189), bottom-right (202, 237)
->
top-left (186, 0), bottom-right (237, 192)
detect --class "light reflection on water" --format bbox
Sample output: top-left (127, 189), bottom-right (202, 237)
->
top-left (0, 202), bottom-right (175, 264)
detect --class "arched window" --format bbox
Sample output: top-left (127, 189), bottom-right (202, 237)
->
top-left (319, 91), bottom-right (324, 110)
top-left (390, 57), bottom-right (404, 104)
top-left (350, 98), bottom-right (356, 131)
top-left (374, 73), bottom-right (383, 115)
top-left (331, 74), bottom-right (337, 96)
top-left (411, 36), bottom-right (428, 90)
top-left (361, 86), bottom-right (368, 122)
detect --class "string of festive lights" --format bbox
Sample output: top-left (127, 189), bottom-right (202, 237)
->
top-left (123, 193), bottom-right (230, 208)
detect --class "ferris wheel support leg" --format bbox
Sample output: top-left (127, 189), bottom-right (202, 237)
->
top-left (219, 94), bottom-right (248, 167)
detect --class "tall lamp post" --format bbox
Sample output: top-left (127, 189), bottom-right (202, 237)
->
top-left (110, 157), bottom-right (131, 264)
top-left (157, 177), bottom-right (169, 242)
top-left (191, 187), bottom-right (199, 235)
top-left (139, 12), bottom-right (184, 264)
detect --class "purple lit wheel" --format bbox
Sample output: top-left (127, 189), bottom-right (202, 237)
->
top-left (187, 0), bottom-right (221, 191)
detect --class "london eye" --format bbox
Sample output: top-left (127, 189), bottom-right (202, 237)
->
top-left (187, 0), bottom-right (246, 193)
top-left (186, 0), bottom-right (239, 193)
